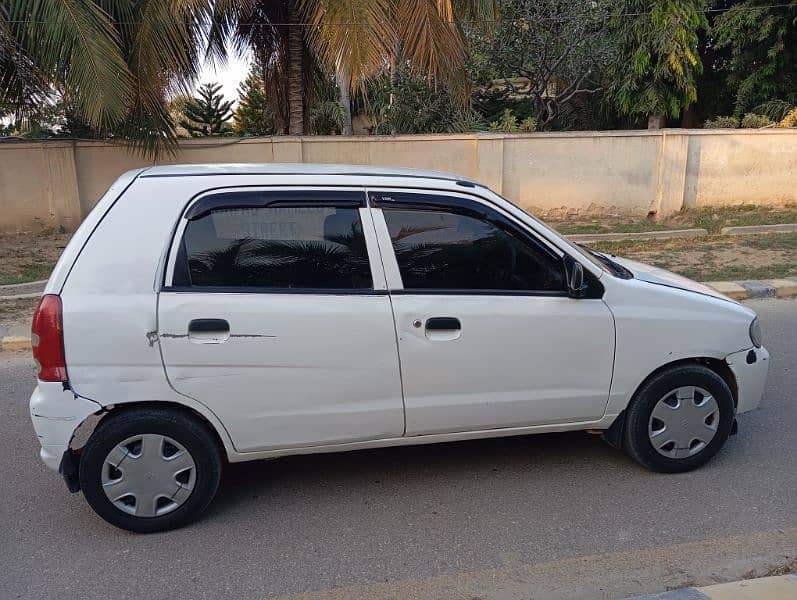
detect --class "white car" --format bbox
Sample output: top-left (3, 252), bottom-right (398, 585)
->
top-left (29, 164), bottom-right (769, 532)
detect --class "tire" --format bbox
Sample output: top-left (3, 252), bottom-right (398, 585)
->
top-left (79, 407), bottom-right (223, 533)
top-left (623, 365), bottom-right (735, 473)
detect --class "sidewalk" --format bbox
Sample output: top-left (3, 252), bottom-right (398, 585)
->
top-left (626, 574), bottom-right (797, 599)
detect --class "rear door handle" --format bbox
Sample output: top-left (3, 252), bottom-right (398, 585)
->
top-left (425, 317), bottom-right (461, 331)
top-left (189, 318), bottom-right (230, 333)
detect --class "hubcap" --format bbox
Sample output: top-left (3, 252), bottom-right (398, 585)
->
top-left (101, 434), bottom-right (196, 517)
top-left (648, 386), bottom-right (720, 459)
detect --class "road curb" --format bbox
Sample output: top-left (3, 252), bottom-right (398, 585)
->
top-left (0, 335), bottom-right (31, 351)
top-left (1, 278), bottom-right (796, 353)
top-left (705, 278), bottom-right (797, 300)
top-left (624, 574), bottom-right (797, 599)
top-left (720, 223), bottom-right (797, 236)
top-left (568, 228), bottom-right (708, 243)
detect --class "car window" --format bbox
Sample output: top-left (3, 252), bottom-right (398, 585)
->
top-left (383, 208), bottom-right (565, 292)
top-left (175, 205), bottom-right (372, 289)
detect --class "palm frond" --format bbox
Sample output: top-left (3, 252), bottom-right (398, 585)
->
top-left (302, 0), bottom-right (393, 91)
top-left (4, 0), bottom-right (133, 128)
top-left (395, 0), bottom-right (466, 90)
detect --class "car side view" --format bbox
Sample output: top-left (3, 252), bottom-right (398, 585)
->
top-left (29, 164), bottom-right (770, 532)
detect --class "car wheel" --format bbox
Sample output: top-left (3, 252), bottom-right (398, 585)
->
top-left (79, 407), bottom-right (223, 533)
top-left (623, 365), bottom-right (735, 473)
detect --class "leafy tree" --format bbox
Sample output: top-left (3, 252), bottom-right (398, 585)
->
top-left (233, 73), bottom-right (276, 136)
top-left (212, 0), bottom-right (496, 135)
top-left (180, 83), bottom-right (234, 137)
top-left (310, 101), bottom-right (345, 134)
top-left (607, 0), bottom-right (710, 126)
top-left (365, 71), bottom-right (485, 134)
top-left (473, 0), bottom-right (610, 128)
top-left (714, 0), bottom-right (797, 115)
top-left (1, 0), bottom-right (220, 155)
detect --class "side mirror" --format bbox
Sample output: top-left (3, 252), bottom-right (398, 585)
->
top-left (564, 256), bottom-right (588, 299)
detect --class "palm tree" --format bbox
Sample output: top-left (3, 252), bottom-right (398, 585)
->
top-left (2, 0), bottom-right (494, 151)
top-left (212, 0), bottom-right (496, 135)
top-left (1, 0), bottom-right (218, 155)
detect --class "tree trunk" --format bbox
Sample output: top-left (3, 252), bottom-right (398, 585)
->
top-left (286, 5), bottom-right (304, 135)
top-left (648, 115), bottom-right (665, 129)
top-left (681, 104), bottom-right (699, 128)
top-left (336, 65), bottom-right (353, 136)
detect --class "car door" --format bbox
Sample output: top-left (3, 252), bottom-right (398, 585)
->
top-left (368, 189), bottom-right (615, 435)
top-left (158, 187), bottom-right (404, 453)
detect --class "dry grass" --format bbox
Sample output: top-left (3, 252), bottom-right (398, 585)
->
top-left (588, 232), bottom-right (797, 282)
top-left (0, 229), bottom-right (72, 285)
top-left (548, 204), bottom-right (797, 236)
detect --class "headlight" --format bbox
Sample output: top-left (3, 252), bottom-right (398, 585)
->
top-left (749, 317), bottom-right (762, 348)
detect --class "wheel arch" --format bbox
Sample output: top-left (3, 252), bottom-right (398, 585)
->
top-left (602, 356), bottom-right (738, 450)
top-left (71, 401), bottom-right (232, 463)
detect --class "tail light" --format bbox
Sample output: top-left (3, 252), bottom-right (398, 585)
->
top-left (31, 294), bottom-right (67, 382)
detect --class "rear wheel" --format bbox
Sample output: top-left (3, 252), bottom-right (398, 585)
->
top-left (623, 365), bottom-right (735, 472)
top-left (79, 408), bottom-right (222, 533)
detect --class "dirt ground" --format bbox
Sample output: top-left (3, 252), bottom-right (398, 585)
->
top-left (590, 233), bottom-right (797, 281)
top-left (547, 204), bottom-right (797, 236)
top-left (0, 297), bottom-right (38, 331)
top-left (0, 230), bottom-right (72, 285)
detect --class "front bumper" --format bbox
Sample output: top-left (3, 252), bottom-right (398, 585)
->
top-left (29, 382), bottom-right (100, 471)
top-left (726, 346), bottom-right (770, 414)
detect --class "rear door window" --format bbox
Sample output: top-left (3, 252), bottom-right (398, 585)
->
top-left (173, 192), bottom-right (372, 290)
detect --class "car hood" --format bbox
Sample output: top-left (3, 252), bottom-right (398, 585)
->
top-left (609, 256), bottom-right (738, 304)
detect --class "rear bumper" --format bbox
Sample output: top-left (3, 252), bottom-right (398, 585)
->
top-left (726, 346), bottom-right (770, 414)
top-left (29, 382), bottom-right (100, 471)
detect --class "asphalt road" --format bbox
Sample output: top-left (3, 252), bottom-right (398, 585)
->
top-left (1, 298), bottom-right (795, 600)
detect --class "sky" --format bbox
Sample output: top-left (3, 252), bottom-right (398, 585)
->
top-left (196, 50), bottom-right (252, 105)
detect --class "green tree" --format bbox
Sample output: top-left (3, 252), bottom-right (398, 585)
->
top-left (473, 0), bottom-right (610, 128)
top-left (607, 0), bottom-right (709, 127)
top-left (364, 69), bottom-right (485, 134)
top-left (212, 0), bottom-right (496, 135)
top-left (1, 0), bottom-right (221, 155)
top-left (233, 73), bottom-right (276, 136)
top-left (714, 0), bottom-right (797, 115)
top-left (180, 83), bottom-right (234, 136)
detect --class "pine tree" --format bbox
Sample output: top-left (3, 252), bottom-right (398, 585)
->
top-left (232, 73), bottom-right (276, 136)
top-left (179, 83), bottom-right (234, 136)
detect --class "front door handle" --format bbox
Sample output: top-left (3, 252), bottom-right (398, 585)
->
top-left (425, 317), bottom-right (461, 331)
top-left (189, 318), bottom-right (230, 333)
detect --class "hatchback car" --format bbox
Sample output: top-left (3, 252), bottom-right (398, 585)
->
top-left (29, 164), bottom-right (769, 532)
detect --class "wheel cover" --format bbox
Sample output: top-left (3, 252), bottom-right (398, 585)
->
top-left (101, 434), bottom-right (196, 517)
top-left (648, 386), bottom-right (720, 459)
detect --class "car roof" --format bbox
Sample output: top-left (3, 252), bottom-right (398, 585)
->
top-left (139, 162), bottom-right (480, 185)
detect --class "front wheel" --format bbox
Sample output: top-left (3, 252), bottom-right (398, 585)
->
top-left (623, 365), bottom-right (735, 473)
top-left (79, 408), bottom-right (223, 533)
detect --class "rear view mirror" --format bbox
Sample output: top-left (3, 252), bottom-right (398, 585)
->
top-left (564, 256), bottom-right (588, 299)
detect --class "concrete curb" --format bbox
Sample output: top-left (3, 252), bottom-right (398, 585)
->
top-left (705, 278), bottom-right (797, 300)
top-left (0, 292), bottom-right (42, 300)
top-left (2, 278), bottom-right (796, 352)
top-left (568, 228), bottom-right (708, 244)
top-left (0, 279), bottom-right (48, 290)
top-left (0, 336), bottom-right (31, 351)
top-left (720, 223), bottom-right (797, 236)
top-left (624, 574), bottom-right (797, 599)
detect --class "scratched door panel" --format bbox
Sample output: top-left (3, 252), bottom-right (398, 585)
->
top-left (158, 292), bottom-right (404, 452)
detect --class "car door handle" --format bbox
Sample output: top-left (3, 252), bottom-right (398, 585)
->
top-left (425, 317), bottom-right (461, 331)
top-left (188, 319), bottom-right (230, 333)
